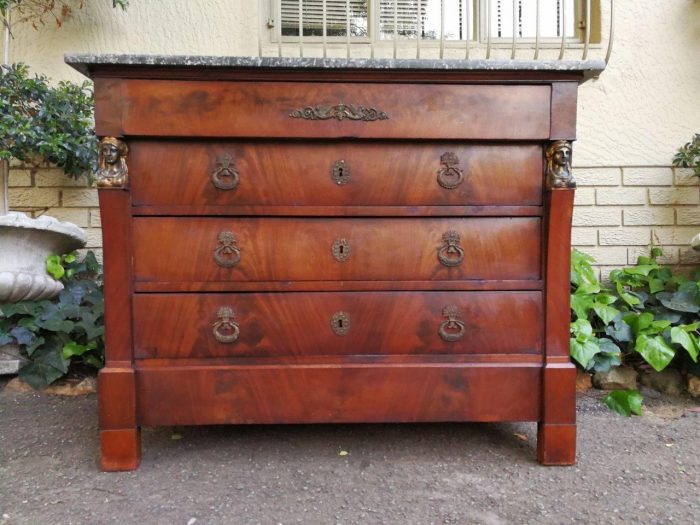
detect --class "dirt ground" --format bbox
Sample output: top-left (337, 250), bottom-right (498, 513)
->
top-left (1, 381), bottom-right (699, 525)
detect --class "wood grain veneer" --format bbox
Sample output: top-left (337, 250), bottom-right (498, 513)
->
top-left (87, 63), bottom-right (581, 471)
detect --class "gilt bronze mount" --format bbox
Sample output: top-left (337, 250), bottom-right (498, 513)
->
top-left (97, 137), bottom-right (129, 188)
top-left (290, 103), bottom-right (389, 121)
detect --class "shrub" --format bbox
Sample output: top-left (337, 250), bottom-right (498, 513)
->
top-left (0, 63), bottom-right (97, 180)
top-left (571, 249), bottom-right (700, 416)
top-left (0, 251), bottom-right (104, 389)
top-left (571, 248), bottom-right (700, 374)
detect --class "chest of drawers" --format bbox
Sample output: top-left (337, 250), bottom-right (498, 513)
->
top-left (67, 55), bottom-right (602, 471)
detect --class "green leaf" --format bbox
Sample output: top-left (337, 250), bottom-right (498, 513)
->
top-left (603, 389), bottom-right (643, 417)
top-left (570, 337), bottom-right (600, 369)
top-left (0, 330), bottom-right (12, 346)
top-left (593, 303), bottom-right (620, 325)
top-left (635, 335), bottom-right (676, 372)
top-left (571, 319), bottom-right (593, 339)
top-left (616, 281), bottom-right (641, 307)
top-left (570, 293), bottom-right (595, 320)
top-left (670, 327), bottom-right (698, 362)
top-left (46, 255), bottom-right (65, 280)
top-left (570, 250), bottom-right (601, 294)
top-left (591, 338), bottom-right (622, 372)
top-left (605, 315), bottom-right (633, 343)
top-left (10, 326), bottom-right (35, 346)
top-left (18, 342), bottom-right (69, 389)
top-left (62, 341), bottom-right (88, 359)
top-left (25, 336), bottom-right (45, 357)
top-left (35, 317), bottom-right (74, 333)
top-left (657, 289), bottom-right (700, 313)
top-left (83, 354), bottom-right (104, 369)
top-left (595, 294), bottom-right (618, 306)
top-left (623, 265), bottom-right (658, 276)
top-left (1, 302), bottom-right (42, 317)
top-left (648, 278), bottom-right (666, 294)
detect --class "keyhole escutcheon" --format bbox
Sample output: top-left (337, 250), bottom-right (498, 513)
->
top-left (332, 159), bottom-right (351, 185)
top-left (331, 238), bottom-right (351, 262)
top-left (331, 311), bottom-right (351, 336)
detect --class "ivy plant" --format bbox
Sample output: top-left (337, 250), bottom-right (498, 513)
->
top-left (0, 63), bottom-right (97, 180)
top-left (0, 251), bottom-right (104, 389)
top-left (571, 248), bottom-right (700, 373)
top-left (570, 249), bottom-right (700, 416)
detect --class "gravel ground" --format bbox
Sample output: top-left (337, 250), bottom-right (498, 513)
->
top-left (1, 382), bottom-right (699, 525)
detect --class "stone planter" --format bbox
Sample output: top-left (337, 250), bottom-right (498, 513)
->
top-left (0, 211), bottom-right (87, 303)
top-left (0, 211), bottom-right (86, 375)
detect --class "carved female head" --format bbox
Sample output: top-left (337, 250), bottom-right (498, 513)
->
top-left (97, 137), bottom-right (129, 188)
top-left (545, 140), bottom-right (574, 188)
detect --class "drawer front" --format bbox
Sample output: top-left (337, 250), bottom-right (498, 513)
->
top-left (136, 364), bottom-right (541, 425)
top-left (132, 217), bottom-right (541, 282)
top-left (104, 79), bottom-right (550, 139)
top-left (130, 142), bottom-right (543, 208)
top-left (133, 291), bottom-right (543, 358)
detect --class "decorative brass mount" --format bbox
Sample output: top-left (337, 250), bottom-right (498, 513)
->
top-left (290, 103), bottom-right (389, 121)
top-left (439, 306), bottom-right (466, 342)
top-left (332, 160), bottom-right (351, 185)
top-left (212, 306), bottom-right (240, 343)
top-left (437, 152), bottom-right (464, 189)
top-left (331, 238), bottom-right (351, 262)
top-left (437, 230), bottom-right (465, 267)
top-left (214, 231), bottom-right (242, 268)
top-left (211, 154), bottom-right (240, 191)
top-left (330, 311), bottom-right (351, 336)
top-left (97, 137), bottom-right (129, 188)
top-left (546, 140), bottom-right (576, 189)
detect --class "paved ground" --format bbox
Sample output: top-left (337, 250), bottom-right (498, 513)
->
top-left (1, 382), bottom-right (699, 525)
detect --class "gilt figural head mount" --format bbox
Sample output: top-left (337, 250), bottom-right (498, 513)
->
top-left (97, 137), bottom-right (129, 188)
top-left (546, 140), bottom-right (575, 189)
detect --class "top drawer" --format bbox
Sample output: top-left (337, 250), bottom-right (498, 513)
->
top-left (96, 79), bottom-right (551, 139)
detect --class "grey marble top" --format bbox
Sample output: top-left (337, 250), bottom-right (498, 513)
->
top-left (65, 54), bottom-right (605, 80)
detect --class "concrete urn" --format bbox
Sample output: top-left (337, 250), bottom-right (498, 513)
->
top-left (0, 212), bottom-right (87, 303)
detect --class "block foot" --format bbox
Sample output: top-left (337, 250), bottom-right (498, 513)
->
top-left (100, 428), bottom-right (141, 472)
top-left (537, 423), bottom-right (576, 465)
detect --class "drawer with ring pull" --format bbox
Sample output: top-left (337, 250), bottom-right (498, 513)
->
top-left (132, 291), bottom-right (543, 359)
top-left (132, 216), bottom-right (542, 284)
top-left (128, 141), bottom-right (543, 211)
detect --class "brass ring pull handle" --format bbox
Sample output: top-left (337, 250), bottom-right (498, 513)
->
top-left (437, 231), bottom-right (464, 267)
top-left (211, 154), bottom-right (240, 191)
top-left (331, 311), bottom-right (351, 336)
top-left (439, 306), bottom-right (466, 342)
top-left (214, 231), bottom-right (242, 268)
top-left (331, 238), bottom-right (351, 262)
top-left (437, 152), bottom-right (464, 189)
top-left (212, 306), bottom-right (240, 344)
top-left (332, 160), bottom-right (351, 185)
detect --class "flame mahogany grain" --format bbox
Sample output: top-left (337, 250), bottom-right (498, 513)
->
top-left (100, 80), bottom-right (550, 140)
top-left (132, 217), bottom-right (542, 283)
top-left (132, 291), bottom-right (544, 359)
top-left (130, 142), bottom-right (543, 208)
top-left (88, 65), bottom-right (582, 471)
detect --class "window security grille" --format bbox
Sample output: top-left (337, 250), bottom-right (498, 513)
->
top-left (278, 0), bottom-right (578, 42)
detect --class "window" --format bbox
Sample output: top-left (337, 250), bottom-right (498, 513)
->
top-left (272, 1), bottom-right (600, 45)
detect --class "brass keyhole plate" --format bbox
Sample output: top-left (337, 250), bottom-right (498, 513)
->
top-left (332, 160), bottom-right (351, 185)
top-left (331, 238), bottom-right (351, 262)
top-left (331, 311), bottom-right (351, 336)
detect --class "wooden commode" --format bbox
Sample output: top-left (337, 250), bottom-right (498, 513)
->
top-left (66, 54), bottom-right (603, 471)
